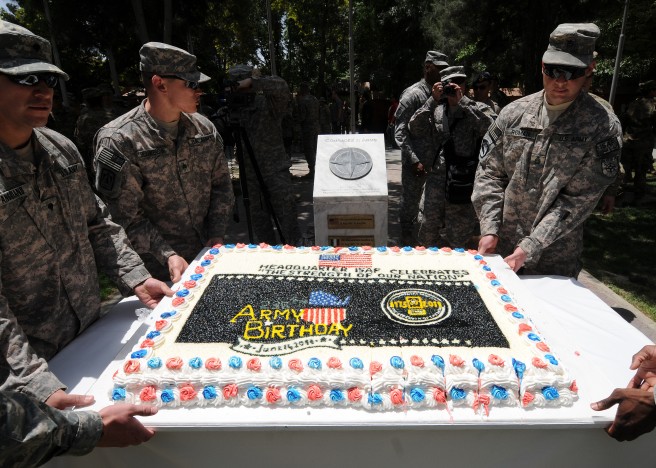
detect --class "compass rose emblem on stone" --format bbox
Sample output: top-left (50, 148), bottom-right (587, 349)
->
top-left (328, 147), bottom-right (373, 180)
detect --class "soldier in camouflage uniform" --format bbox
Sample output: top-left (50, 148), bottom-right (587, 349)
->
top-left (74, 85), bottom-right (115, 185)
top-left (296, 82), bottom-right (320, 178)
top-left (94, 42), bottom-right (234, 281)
top-left (409, 66), bottom-right (496, 248)
top-left (621, 80), bottom-right (656, 199)
top-left (0, 21), bottom-right (166, 449)
top-left (228, 65), bottom-right (301, 245)
top-left (472, 23), bottom-right (621, 278)
top-left (394, 51), bottom-right (449, 245)
top-left (0, 390), bottom-right (158, 465)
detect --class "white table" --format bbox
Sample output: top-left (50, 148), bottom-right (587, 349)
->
top-left (45, 257), bottom-right (656, 467)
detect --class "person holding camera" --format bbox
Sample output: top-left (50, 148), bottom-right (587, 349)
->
top-left (472, 23), bottom-right (621, 277)
top-left (93, 43), bottom-right (234, 282)
top-left (226, 65), bottom-right (301, 245)
top-left (408, 66), bottom-right (496, 248)
top-left (394, 50), bottom-right (449, 246)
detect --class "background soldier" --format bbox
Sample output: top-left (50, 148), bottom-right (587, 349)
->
top-left (394, 50), bottom-right (449, 246)
top-left (0, 20), bottom-right (167, 445)
top-left (295, 81), bottom-right (320, 179)
top-left (472, 23), bottom-right (621, 278)
top-left (228, 65), bottom-right (301, 245)
top-left (74, 85), bottom-right (115, 185)
top-left (94, 42), bottom-right (234, 281)
top-left (410, 66), bottom-right (496, 248)
top-left (621, 80), bottom-right (656, 200)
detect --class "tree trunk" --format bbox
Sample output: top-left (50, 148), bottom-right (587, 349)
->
top-left (105, 46), bottom-right (121, 97)
top-left (42, 0), bottom-right (69, 108)
top-left (131, 0), bottom-right (150, 44)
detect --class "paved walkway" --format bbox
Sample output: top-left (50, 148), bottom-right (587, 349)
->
top-left (223, 146), bottom-right (656, 343)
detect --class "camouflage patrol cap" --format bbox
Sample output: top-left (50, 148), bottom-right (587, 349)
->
top-left (542, 23), bottom-right (600, 68)
top-left (139, 42), bottom-right (210, 83)
top-left (0, 20), bottom-right (69, 79)
top-left (425, 50), bottom-right (449, 67)
top-left (228, 64), bottom-right (253, 81)
top-left (440, 66), bottom-right (467, 82)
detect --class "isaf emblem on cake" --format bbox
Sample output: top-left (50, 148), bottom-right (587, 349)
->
top-left (111, 244), bottom-right (578, 414)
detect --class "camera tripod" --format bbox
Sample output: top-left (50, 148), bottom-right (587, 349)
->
top-left (230, 122), bottom-right (286, 245)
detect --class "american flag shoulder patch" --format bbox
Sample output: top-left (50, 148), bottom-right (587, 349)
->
top-left (97, 147), bottom-right (126, 173)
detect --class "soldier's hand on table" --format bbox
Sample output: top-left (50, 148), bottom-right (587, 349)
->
top-left (46, 389), bottom-right (94, 410)
top-left (167, 254), bottom-right (188, 283)
top-left (628, 345), bottom-right (656, 391)
top-left (134, 278), bottom-right (174, 309)
top-left (477, 235), bottom-right (498, 254)
top-left (591, 388), bottom-right (656, 441)
top-left (503, 247), bottom-right (527, 272)
top-left (97, 404), bottom-right (158, 447)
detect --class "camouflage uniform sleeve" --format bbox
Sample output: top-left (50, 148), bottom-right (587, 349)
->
top-left (0, 292), bottom-right (66, 402)
top-left (94, 134), bottom-right (177, 267)
top-left (0, 391), bottom-right (102, 466)
top-left (394, 91), bottom-right (422, 165)
top-left (517, 119), bottom-right (622, 264)
top-left (206, 130), bottom-right (235, 239)
top-left (408, 96), bottom-right (438, 139)
top-left (86, 192), bottom-right (152, 294)
top-left (472, 118), bottom-right (508, 237)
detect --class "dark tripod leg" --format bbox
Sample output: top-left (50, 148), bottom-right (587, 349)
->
top-left (239, 127), bottom-right (287, 245)
top-left (231, 124), bottom-right (254, 243)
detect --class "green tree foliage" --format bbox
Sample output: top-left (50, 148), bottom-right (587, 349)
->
top-left (0, 0), bottom-right (652, 105)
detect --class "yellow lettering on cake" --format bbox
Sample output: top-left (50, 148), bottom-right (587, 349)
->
top-left (243, 320), bottom-right (264, 339)
top-left (270, 325), bottom-right (286, 339)
top-left (231, 304), bottom-right (256, 322)
top-left (292, 309), bottom-right (304, 322)
top-left (273, 309), bottom-right (290, 321)
top-left (299, 324), bottom-right (314, 337)
top-left (260, 309), bottom-right (272, 321)
top-left (328, 322), bottom-right (353, 337)
top-left (315, 324), bottom-right (328, 335)
top-left (287, 324), bottom-right (299, 337)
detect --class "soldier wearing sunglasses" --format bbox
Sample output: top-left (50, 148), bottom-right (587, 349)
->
top-left (93, 42), bottom-right (234, 282)
top-left (471, 71), bottom-right (501, 115)
top-left (0, 21), bottom-right (168, 461)
top-left (472, 23), bottom-right (621, 278)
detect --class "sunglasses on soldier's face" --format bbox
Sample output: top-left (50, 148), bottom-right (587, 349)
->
top-left (473, 84), bottom-right (489, 91)
top-left (7, 73), bottom-right (59, 88)
top-left (542, 64), bottom-right (587, 81)
top-left (159, 75), bottom-right (201, 90)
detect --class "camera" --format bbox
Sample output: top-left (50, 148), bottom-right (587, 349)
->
top-left (442, 80), bottom-right (457, 97)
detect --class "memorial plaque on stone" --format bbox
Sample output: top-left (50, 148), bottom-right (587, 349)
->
top-left (313, 134), bottom-right (387, 246)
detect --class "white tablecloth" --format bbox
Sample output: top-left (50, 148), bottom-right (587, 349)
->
top-left (45, 256), bottom-right (656, 467)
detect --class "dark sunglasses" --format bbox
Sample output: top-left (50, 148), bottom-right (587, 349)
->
top-left (542, 64), bottom-right (587, 81)
top-left (159, 75), bottom-right (200, 90)
top-left (473, 84), bottom-right (489, 91)
top-left (7, 73), bottom-right (59, 88)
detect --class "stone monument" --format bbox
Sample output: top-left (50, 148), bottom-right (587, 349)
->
top-left (313, 133), bottom-right (388, 246)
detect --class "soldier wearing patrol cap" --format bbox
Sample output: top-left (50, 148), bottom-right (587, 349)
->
top-left (0, 21), bottom-right (167, 461)
top-left (394, 50), bottom-right (449, 246)
top-left (409, 65), bottom-right (496, 249)
top-left (472, 23), bottom-right (622, 278)
top-left (620, 79), bottom-right (656, 199)
top-left (93, 42), bottom-right (234, 282)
